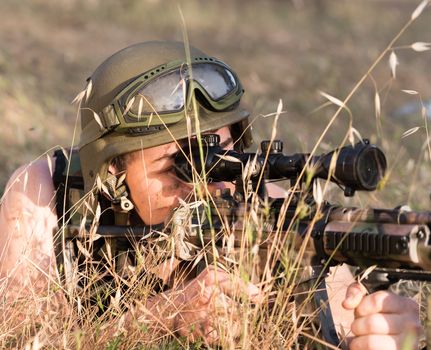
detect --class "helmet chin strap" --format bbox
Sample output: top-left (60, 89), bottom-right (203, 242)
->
top-left (105, 172), bottom-right (134, 225)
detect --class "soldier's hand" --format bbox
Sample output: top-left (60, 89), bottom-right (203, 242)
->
top-left (342, 282), bottom-right (421, 350)
top-left (170, 266), bottom-right (262, 344)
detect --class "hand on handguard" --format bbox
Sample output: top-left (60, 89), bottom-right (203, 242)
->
top-left (342, 282), bottom-right (422, 350)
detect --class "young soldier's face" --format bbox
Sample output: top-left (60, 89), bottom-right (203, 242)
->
top-left (124, 126), bottom-right (234, 225)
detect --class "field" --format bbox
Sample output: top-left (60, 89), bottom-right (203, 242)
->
top-left (1, 0), bottom-right (430, 207)
top-left (0, 0), bottom-right (431, 348)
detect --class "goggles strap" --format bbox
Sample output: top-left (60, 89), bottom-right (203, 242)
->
top-left (105, 173), bottom-right (134, 225)
top-left (101, 105), bottom-right (121, 130)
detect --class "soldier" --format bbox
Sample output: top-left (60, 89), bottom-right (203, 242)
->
top-left (0, 41), bottom-right (421, 349)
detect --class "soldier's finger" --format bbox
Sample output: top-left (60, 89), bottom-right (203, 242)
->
top-left (351, 313), bottom-right (406, 336)
top-left (209, 292), bottom-right (234, 314)
top-left (349, 334), bottom-right (399, 350)
top-left (354, 291), bottom-right (418, 318)
top-left (202, 266), bottom-right (263, 304)
top-left (342, 281), bottom-right (368, 310)
top-left (203, 325), bottom-right (220, 345)
top-left (204, 295), bottom-right (241, 345)
top-left (218, 274), bottom-right (263, 304)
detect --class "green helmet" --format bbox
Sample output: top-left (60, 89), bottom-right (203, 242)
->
top-left (79, 41), bottom-right (251, 192)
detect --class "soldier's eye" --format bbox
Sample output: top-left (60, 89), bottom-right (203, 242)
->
top-left (158, 165), bottom-right (175, 174)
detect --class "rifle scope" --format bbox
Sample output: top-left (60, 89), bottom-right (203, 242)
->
top-left (174, 135), bottom-right (387, 195)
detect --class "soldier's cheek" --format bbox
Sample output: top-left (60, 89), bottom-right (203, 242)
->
top-left (142, 178), bottom-right (175, 208)
top-left (153, 185), bottom-right (190, 209)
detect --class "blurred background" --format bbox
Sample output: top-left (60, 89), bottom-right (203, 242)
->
top-left (0, 0), bottom-right (430, 207)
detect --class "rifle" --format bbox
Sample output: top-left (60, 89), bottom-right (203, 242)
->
top-left (171, 134), bottom-right (431, 347)
top-left (173, 134), bottom-right (431, 277)
top-left (63, 134), bottom-right (431, 348)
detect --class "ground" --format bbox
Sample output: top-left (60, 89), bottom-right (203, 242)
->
top-left (1, 0), bottom-right (430, 208)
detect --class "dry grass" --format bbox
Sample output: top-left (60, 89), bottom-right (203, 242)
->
top-left (1, 0), bottom-right (431, 349)
top-left (0, 0), bottom-right (430, 201)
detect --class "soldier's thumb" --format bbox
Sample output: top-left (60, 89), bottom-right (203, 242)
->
top-left (342, 282), bottom-right (367, 310)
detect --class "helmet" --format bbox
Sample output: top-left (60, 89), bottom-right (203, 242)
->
top-left (79, 41), bottom-right (251, 192)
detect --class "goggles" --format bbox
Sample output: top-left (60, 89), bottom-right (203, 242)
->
top-left (99, 57), bottom-right (244, 135)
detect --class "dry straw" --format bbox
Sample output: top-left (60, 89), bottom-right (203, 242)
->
top-left (1, 1), bottom-right (431, 349)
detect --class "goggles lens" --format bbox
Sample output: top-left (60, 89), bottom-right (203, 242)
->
top-left (131, 70), bottom-right (185, 114)
top-left (191, 63), bottom-right (237, 100)
top-left (129, 63), bottom-right (238, 115)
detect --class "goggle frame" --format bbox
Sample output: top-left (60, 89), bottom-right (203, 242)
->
top-left (99, 57), bottom-right (244, 134)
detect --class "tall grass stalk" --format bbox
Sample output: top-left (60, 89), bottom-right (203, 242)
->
top-left (1, 1), bottom-right (431, 349)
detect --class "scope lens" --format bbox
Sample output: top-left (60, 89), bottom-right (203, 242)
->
top-left (357, 148), bottom-right (386, 189)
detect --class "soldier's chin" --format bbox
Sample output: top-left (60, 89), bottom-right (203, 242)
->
top-left (133, 205), bottom-right (168, 226)
top-left (142, 194), bottom-right (194, 225)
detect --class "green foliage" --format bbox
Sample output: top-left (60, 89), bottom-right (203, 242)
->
top-left (105, 335), bottom-right (123, 350)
